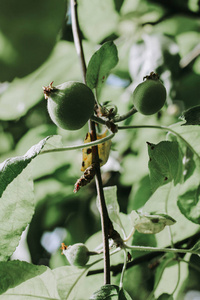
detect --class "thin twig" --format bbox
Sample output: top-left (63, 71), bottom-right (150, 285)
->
top-left (171, 261), bottom-right (181, 297)
top-left (119, 249), bottom-right (128, 288)
top-left (40, 131), bottom-right (115, 155)
top-left (124, 244), bottom-right (194, 255)
top-left (113, 107), bottom-right (137, 123)
top-left (87, 231), bottom-right (200, 276)
top-left (180, 43), bottom-right (200, 68)
top-left (180, 258), bottom-right (200, 273)
top-left (118, 124), bottom-right (200, 161)
top-left (70, 0), bottom-right (87, 83)
top-left (70, 0), bottom-right (111, 284)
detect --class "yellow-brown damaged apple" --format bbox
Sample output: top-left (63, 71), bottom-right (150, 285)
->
top-left (133, 73), bottom-right (167, 115)
top-left (43, 81), bottom-right (95, 130)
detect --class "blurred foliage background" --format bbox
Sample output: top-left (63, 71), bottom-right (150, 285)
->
top-left (0, 0), bottom-right (200, 298)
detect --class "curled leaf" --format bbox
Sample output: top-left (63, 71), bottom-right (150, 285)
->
top-left (130, 211), bottom-right (176, 234)
top-left (81, 130), bottom-right (111, 171)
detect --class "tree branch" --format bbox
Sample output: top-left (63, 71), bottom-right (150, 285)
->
top-left (70, 0), bottom-right (112, 284)
top-left (90, 121), bottom-right (112, 284)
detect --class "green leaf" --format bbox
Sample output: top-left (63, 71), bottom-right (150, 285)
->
top-left (86, 41), bottom-right (118, 98)
top-left (0, 167), bottom-right (34, 261)
top-left (147, 141), bottom-right (183, 192)
top-left (0, 0), bottom-right (66, 81)
top-left (128, 175), bottom-right (152, 210)
top-left (0, 136), bottom-right (51, 198)
top-left (180, 105), bottom-right (200, 125)
top-left (114, 0), bottom-right (124, 12)
top-left (0, 261), bottom-right (47, 295)
top-left (89, 285), bottom-right (132, 300)
top-left (176, 73), bottom-right (200, 109)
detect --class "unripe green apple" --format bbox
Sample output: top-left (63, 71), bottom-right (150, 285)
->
top-left (133, 73), bottom-right (167, 115)
top-left (62, 243), bottom-right (90, 267)
top-left (43, 81), bottom-right (95, 130)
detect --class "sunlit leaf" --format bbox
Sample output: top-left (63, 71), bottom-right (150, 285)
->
top-left (143, 183), bottom-right (199, 246)
top-left (165, 123), bottom-right (200, 223)
top-left (0, 263), bottom-right (90, 300)
top-left (0, 167), bottom-right (34, 261)
top-left (168, 122), bottom-right (200, 160)
top-left (0, 136), bottom-right (51, 197)
top-left (54, 266), bottom-right (88, 300)
top-left (0, 41), bottom-right (92, 120)
top-left (154, 253), bottom-right (175, 292)
top-left (0, 261), bottom-right (46, 295)
top-left (78, 0), bottom-right (119, 43)
top-left (154, 253), bottom-right (179, 299)
top-left (0, 265), bottom-right (60, 300)
top-left (103, 186), bottom-right (125, 232)
top-left (14, 126), bottom-right (81, 180)
top-left (177, 175), bottom-right (200, 224)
